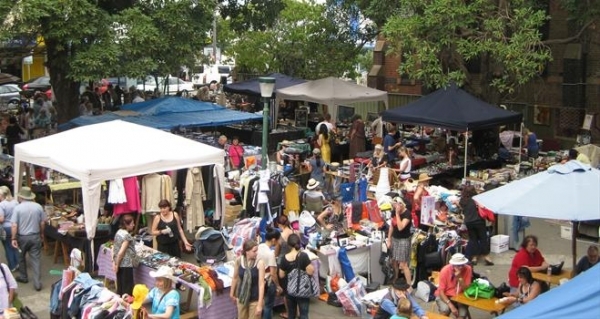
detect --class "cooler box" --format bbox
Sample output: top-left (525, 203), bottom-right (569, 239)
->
top-left (490, 235), bottom-right (509, 253)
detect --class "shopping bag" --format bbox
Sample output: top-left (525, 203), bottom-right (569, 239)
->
top-left (464, 278), bottom-right (495, 300)
top-left (335, 277), bottom-right (366, 317)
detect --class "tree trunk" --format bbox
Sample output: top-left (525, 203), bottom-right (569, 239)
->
top-left (45, 39), bottom-right (82, 124)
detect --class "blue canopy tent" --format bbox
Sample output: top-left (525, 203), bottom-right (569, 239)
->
top-left (381, 83), bottom-right (522, 176)
top-left (59, 97), bottom-right (262, 131)
top-left (223, 73), bottom-right (307, 97)
top-left (473, 161), bottom-right (600, 270)
top-left (497, 263), bottom-right (600, 319)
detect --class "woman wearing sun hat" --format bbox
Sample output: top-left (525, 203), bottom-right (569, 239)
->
top-left (435, 253), bottom-right (472, 319)
top-left (303, 179), bottom-right (326, 214)
top-left (141, 266), bottom-right (181, 319)
top-left (411, 173), bottom-right (432, 229)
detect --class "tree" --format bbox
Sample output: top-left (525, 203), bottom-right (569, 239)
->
top-left (381, 0), bottom-right (554, 103)
top-left (0, 0), bottom-right (213, 123)
top-left (225, 0), bottom-right (375, 79)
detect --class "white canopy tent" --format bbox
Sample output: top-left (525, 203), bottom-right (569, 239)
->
top-left (275, 77), bottom-right (389, 123)
top-left (14, 120), bottom-right (226, 243)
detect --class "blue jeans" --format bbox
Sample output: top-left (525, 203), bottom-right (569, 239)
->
top-left (263, 281), bottom-right (277, 319)
top-left (286, 295), bottom-right (309, 319)
top-left (3, 226), bottom-right (19, 269)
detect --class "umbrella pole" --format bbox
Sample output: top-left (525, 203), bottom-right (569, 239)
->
top-left (463, 130), bottom-right (469, 178)
top-left (572, 221), bottom-right (578, 274)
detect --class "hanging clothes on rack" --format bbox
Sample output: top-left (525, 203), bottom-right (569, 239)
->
top-left (185, 167), bottom-right (206, 231)
top-left (141, 173), bottom-right (174, 213)
top-left (284, 180), bottom-right (300, 215)
top-left (112, 176), bottom-right (141, 215)
top-left (107, 178), bottom-right (126, 204)
top-left (241, 172), bottom-right (260, 218)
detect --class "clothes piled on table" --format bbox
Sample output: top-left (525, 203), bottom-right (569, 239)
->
top-left (51, 272), bottom-right (132, 319)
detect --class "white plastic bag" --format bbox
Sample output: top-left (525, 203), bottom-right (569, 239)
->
top-left (299, 210), bottom-right (317, 235)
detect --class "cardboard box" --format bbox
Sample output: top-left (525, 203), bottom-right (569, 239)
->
top-left (490, 234), bottom-right (509, 253)
top-left (560, 225), bottom-right (572, 240)
top-left (224, 202), bottom-right (242, 225)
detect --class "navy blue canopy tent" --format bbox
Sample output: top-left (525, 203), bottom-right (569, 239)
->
top-left (381, 83), bottom-right (522, 131)
top-left (59, 97), bottom-right (261, 131)
top-left (498, 263), bottom-right (600, 319)
top-left (223, 73), bottom-right (307, 97)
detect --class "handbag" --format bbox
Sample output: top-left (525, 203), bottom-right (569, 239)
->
top-left (494, 282), bottom-right (511, 299)
top-left (287, 252), bottom-right (319, 298)
top-left (464, 278), bottom-right (495, 300)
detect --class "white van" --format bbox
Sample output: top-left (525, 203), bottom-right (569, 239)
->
top-left (191, 65), bottom-right (232, 88)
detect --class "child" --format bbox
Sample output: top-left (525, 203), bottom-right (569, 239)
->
top-left (391, 298), bottom-right (413, 319)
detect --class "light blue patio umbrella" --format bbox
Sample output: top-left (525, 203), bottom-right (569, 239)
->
top-left (473, 160), bottom-right (600, 270)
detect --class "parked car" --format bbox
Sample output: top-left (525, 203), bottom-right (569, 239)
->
top-left (0, 84), bottom-right (22, 110)
top-left (21, 76), bottom-right (51, 97)
top-left (136, 76), bottom-right (193, 96)
top-left (191, 65), bottom-right (232, 88)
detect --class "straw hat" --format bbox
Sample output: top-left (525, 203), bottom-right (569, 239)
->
top-left (374, 144), bottom-right (383, 150)
top-left (306, 178), bottom-right (320, 190)
top-left (149, 265), bottom-right (177, 281)
top-left (417, 173), bottom-right (433, 183)
top-left (17, 187), bottom-right (36, 200)
top-left (449, 253), bottom-right (469, 266)
top-left (131, 284), bottom-right (149, 310)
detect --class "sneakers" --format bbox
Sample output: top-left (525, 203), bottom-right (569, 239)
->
top-left (10, 265), bottom-right (18, 272)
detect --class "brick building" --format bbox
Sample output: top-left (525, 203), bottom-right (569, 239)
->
top-left (369, 1), bottom-right (600, 148)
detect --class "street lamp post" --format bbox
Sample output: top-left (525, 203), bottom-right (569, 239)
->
top-left (259, 77), bottom-right (275, 169)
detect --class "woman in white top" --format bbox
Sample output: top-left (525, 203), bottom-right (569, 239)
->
top-left (397, 147), bottom-right (412, 181)
top-left (0, 263), bottom-right (17, 311)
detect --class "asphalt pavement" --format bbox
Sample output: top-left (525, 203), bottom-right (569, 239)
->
top-left (9, 217), bottom-right (594, 318)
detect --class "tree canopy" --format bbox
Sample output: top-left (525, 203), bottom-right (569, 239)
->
top-left (0, 0), bottom-right (213, 122)
top-left (223, 0), bottom-right (376, 80)
top-left (382, 0), bottom-right (553, 103)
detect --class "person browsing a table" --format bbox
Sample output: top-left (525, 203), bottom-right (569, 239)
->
top-left (575, 245), bottom-right (599, 275)
top-left (113, 213), bottom-right (137, 296)
top-left (141, 266), bottom-right (181, 319)
top-left (151, 200), bottom-right (192, 258)
top-left (508, 235), bottom-right (549, 290)
top-left (384, 126), bottom-right (402, 164)
top-left (396, 147), bottom-right (411, 181)
top-left (305, 148), bottom-right (325, 186)
top-left (10, 187), bottom-right (46, 291)
top-left (373, 278), bottom-right (428, 319)
top-left (435, 253), bottom-right (472, 319)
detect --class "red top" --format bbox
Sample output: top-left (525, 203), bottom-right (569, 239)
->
top-left (435, 263), bottom-right (473, 297)
top-left (508, 248), bottom-right (545, 287)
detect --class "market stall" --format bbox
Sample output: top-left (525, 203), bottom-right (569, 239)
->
top-left (381, 83), bottom-right (523, 177)
top-left (473, 160), bottom-right (600, 270)
top-left (14, 120), bottom-right (226, 259)
top-left (223, 72), bottom-right (307, 97)
top-left (58, 97), bottom-right (262, 131)
top-left (275, 77), bottom-right (389, 127)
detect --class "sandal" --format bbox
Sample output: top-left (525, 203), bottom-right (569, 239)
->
top-left (280, 313), bottom-right (288, 319)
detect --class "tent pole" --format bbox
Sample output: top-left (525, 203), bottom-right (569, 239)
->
top-left (463, 130), bottom-right (469, 178)
top-left (572, 221), bottom-right (578, 273)
top-left (518, 123), bottom-right (523, 169)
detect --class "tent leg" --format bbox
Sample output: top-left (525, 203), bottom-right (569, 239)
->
top-left (463, 130), bottom-right (469, 178)
top-left (518, 123), bottom-right (523, 168)
top-left (572, 221), bottom-right (578, 273)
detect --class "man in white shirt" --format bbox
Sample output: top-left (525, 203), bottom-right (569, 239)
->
top-left (315, 113), bottom-right (336, 134)
top-left (257, 228), bottom-right (283, 319)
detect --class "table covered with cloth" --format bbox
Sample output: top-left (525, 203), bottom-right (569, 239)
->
top-left (44, 225), bottom-right (111, 273)
top-left (96, 244), bottom-right (236, 319)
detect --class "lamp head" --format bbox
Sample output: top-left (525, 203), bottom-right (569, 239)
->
top-left (259, 77), bottom-right (276, 98)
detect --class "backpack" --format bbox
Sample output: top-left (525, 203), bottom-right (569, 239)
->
top-left (415, 280), bottom-right (437, 302)
top-left (194, 227), bottom-right (230, 265)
